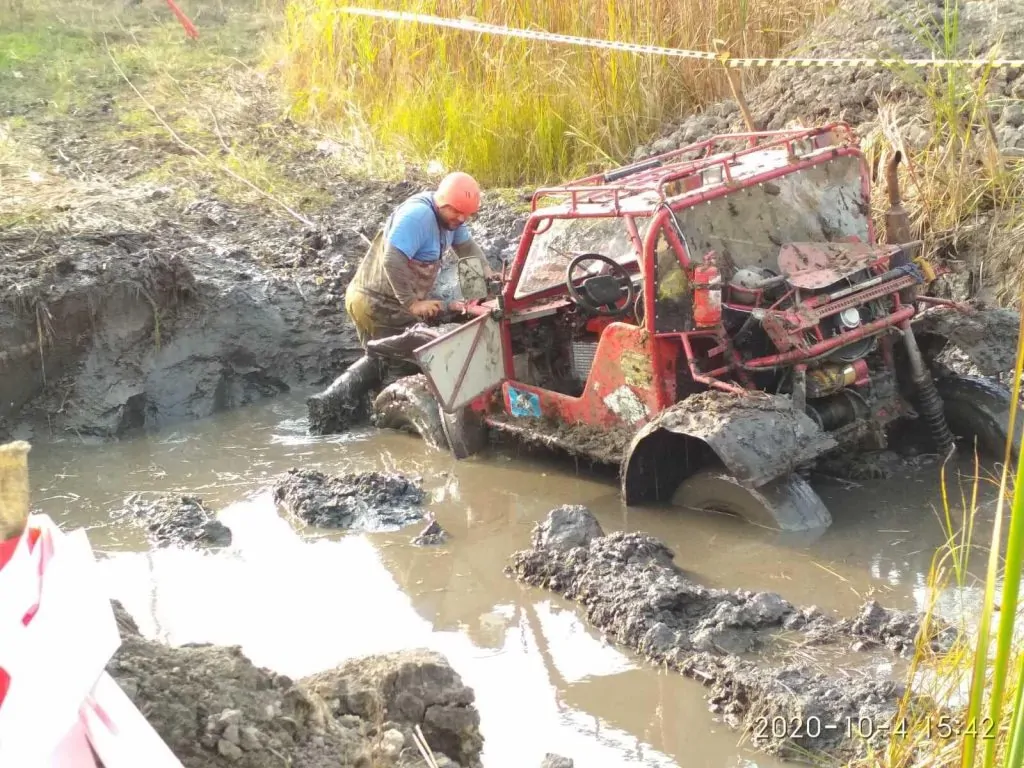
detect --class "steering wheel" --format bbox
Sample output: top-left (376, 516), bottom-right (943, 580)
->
top-left (565, 253), bottom-right (637, 317)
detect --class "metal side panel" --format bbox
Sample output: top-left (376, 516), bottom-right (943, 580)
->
top-left (414, 313), bottom-right (506, 413)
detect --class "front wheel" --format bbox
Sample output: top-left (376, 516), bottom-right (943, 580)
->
top-left (670, 468), bottom-right (833, 532)
top-left (371, 374), bottom-right (487, 459)
top-left (935, 374), bottom-right (1023, 463)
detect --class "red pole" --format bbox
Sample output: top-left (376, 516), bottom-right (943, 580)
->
top-left (165, 0), bottom-right (199, 40)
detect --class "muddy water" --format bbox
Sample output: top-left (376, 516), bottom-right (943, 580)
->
top-left (26, 393), bottom-right (1003, 768)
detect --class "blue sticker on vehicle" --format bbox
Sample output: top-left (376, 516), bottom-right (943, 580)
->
top-left (508, 386), bottom-right (542, 418)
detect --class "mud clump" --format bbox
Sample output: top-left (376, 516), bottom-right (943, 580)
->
top-left (273, 468), bottom-right (425, 531)
top-left (532, 504), bottom-right (605, 551)
top-left (913, 305), bottom-right (1022, 380)
top-left (506, 506), bottom-right (954, 761)
top-left (683, 652), bottom-right (904, 755)
top-left (113, 492), bottom-right (232, 548)
top-left (815, 448), bottom-right (933, 481)
top-left (846, 600), bottom-right (949, 656)
top-left (411, 513), bottom-right (450, 546)
top-left (303, 650), bottom-right (483, 768)
top-left (107, 601), bottom-right (483, 768)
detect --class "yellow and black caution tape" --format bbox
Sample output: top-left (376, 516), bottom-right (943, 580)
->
top-left (336, 7), bottom-right (1024, 70)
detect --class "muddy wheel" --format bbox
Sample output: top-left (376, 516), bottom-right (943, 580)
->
top-left (670, 469), bottom-right (832, 532)
top-left (935, 374), bottom-right (1023, 462)
top-left (371, 374), bottom-right (486, 459)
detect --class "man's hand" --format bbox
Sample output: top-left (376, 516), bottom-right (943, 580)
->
top-left (409, 299), bottom-right (444, 319)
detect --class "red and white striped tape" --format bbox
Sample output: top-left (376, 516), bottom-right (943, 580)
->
top-left (0, 515), bottom-right (183, 767)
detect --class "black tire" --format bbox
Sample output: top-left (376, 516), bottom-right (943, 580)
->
top-left (670, 468), bottom-right (832, 532)
top-left (371, 374), bottom-right (487, 459)
top-left (935, 374), bottom-right (1023, 463)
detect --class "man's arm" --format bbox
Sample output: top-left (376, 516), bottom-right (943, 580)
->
top-left (382, 244), bottom-right (422, 308)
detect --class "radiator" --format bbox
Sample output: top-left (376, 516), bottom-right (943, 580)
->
top-left (570, 341), bottom-right (599, 382)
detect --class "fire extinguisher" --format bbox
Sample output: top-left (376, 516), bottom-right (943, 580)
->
top-left (693, 251), bottom-right (722, 328)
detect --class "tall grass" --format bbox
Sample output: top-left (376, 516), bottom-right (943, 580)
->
top-left (275, 0), bottom-right (834, 185)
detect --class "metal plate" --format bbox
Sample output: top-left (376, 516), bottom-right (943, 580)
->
top-left (778, 242), bottom-right (882, 289)
top-left (414, 313), bottom-right (505, 413)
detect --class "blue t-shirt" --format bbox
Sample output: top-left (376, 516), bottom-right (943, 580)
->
top-left (384, 191), bottom-right (471, 264)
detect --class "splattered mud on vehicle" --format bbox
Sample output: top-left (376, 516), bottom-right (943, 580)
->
top-left (108, 601), bottom-right (484, 768)
top-left (486, 415), bottom-right (636, 466)
top-left (273, 468), bottom-right (426, 531)
top-left (112, 492), bottom-right (232, 548)
top-left (507, 506), bottom-right (956, 760)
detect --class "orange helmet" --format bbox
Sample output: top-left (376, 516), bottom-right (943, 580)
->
top-left (434, 171), bottom-right (481, 216)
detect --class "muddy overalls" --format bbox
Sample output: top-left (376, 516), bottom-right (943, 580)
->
top-left (343, 198), bottom-right (450, 348)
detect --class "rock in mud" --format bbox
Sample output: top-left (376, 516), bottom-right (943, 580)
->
top-left (505, 506), bottom-right (954, 761)
top-left (303, 649), bottom-right (483, 768)
top-left (273, 467), bottom-right (425, 531)
top-left (113, 492), bottom-right (232, 548)
top-left (411, 513), bottom-right (450, 546)
top-left (107, 601), bottom-right (484, 768)
top-left (541, 755), bottom-right (574, 768)
top-left (532, 504), bottom-right (604, 551)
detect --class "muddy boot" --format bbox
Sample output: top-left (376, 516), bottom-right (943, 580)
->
top-left (306, 355), bottom-right (385, 435)
top-left (365, 322), bottom-right (459, 364)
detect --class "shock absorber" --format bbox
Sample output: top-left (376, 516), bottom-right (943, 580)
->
top-left (899, 322), bottom-right (955, 456)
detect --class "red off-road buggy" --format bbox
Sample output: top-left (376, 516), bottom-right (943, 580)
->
top-left (321, 124), bottom-right (1022, 532)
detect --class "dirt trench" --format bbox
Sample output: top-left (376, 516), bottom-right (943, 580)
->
top-left (506, 505), bottom-right (957, 764)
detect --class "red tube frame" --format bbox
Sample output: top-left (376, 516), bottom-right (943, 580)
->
top-left (495, 130), bottom-right (877, 397)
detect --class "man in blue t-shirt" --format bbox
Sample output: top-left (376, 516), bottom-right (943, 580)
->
top-left (344, 171), bottom-right (496, 346)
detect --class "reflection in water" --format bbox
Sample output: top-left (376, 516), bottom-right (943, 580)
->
top-left (24, 393), bottom-right (1005, 768)
top-left (95, 493), bottom-right (714, 767)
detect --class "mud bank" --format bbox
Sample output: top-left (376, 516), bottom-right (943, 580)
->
top-left (634, 0), bottom-right (1024, 159)
top-left (273, 467), bottom-right (426, 531)
top-left (506, 506), bottom-right (956, 762)
top-left (0, 220), bottom-right (360, 442)
top-left (108, 601), bottom-right (484, 768)
top-left (113, 492), bottom-right (232, 548)
top-left (0, 187), bottom-right (522, 444)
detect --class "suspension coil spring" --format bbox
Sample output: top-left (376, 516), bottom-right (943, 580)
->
top-left (915, 372), bottom-right (956, 456)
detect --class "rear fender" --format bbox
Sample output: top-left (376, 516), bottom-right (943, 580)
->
top-left (621, 391), bottom-right (838, 504)
top-left (912, 305), bottom-right (1021, 379)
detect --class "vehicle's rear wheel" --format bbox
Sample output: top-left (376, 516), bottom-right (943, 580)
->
top-left (935, 374), bottom-right (1022, 463)
top-left (371, 374), bottom-right (487, 459)
top-left (670, 468), bottom-right (833, 532)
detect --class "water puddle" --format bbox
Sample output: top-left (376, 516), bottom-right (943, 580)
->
top-left (24, 392), bottom-right (1004, 767)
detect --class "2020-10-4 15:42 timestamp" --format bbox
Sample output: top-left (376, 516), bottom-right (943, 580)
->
top-left (751, 714), bottom-right (1000, 743)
